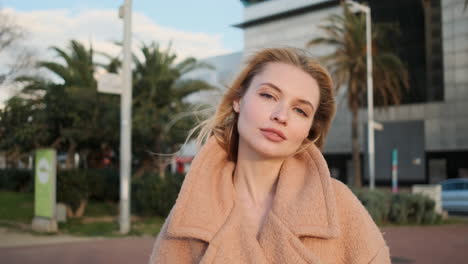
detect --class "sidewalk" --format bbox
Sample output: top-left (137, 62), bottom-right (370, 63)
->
top-left (0, 227), bottom-right (99, 248)
top-left (0, 232), bottom-right (155, 264)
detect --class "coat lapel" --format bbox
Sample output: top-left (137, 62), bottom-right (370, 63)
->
top-left (166, 138), bottom-right (235, 243)
top-left (166, 137), bottom-right (341, 263)
top-left (271, 146), bottom-right (340, 239)
top-left (255, 146), bottom-right (340, 264)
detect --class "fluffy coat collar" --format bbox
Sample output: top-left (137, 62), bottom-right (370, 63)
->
top-left (166, 137), bottom-right (340, 242)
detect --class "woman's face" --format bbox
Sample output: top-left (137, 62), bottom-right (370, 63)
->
top-left (233, 62), bottom-right (320, 160)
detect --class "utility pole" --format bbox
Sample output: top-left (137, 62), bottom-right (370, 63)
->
top-left (346, 0), bottom-right (375, 190)
top-left (119, 0), bottom-right (132, 234)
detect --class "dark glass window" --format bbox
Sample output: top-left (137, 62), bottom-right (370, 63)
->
top-left (358, 0), bottom-right (444, 104)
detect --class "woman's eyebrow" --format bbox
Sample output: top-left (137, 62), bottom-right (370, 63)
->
top-left (258, 82), bottom-right (315, 111)
top-left (258, 82), bottom-right (282, 94)
top-left (297, 99), bottom-right (315, 111)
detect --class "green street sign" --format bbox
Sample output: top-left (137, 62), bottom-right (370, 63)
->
top-left (34, 149), bottom-right (56, 219)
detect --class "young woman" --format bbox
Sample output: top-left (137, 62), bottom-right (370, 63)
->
top-left (149, 48), bottom-right (391, 263)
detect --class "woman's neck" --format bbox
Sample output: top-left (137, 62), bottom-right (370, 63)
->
top-left (233, 154), bottom-right (284, 208)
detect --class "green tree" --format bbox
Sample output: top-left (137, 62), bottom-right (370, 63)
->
top-left (307, 4), bottom-right (409, 187)
top-left (132, 43), bottom-right (214, 179)
top-left (9, 40), bottom-right (120, 217)
top-left (15, 40), bottom-right (120, 171)
top-left (0, 94), bottom-right (49, 167)
top-left (1, 73), bottom-right (70, 167)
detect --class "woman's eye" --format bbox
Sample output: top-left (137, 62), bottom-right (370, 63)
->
top-left (259, 93), bottom-right (274, 100)
top-left (295, 108), bottom-right (308, 117)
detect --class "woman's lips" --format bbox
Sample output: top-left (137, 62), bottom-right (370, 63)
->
top-left (260, 128), bottom-right (286, 142)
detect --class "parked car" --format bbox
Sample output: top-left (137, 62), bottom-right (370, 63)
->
top-left (440, 178), bottom-right (468, 213)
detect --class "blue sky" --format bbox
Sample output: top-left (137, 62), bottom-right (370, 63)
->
top-left (1, 0), bottom-right (244, 53)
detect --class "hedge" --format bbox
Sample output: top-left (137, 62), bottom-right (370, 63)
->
top-left (0, 168), bottom-right (119, 200)
top-left (0, 168), bottom-right (182, 218)
top-left (0, 169), bottom-right (33, 192)
top-left (1, 169), bottom-right (441, 223)
top-left (132, 172), bottom-right (184, 217)
top-left (352, 188), bottom-right (442, 225)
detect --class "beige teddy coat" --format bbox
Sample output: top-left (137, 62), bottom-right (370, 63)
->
top-left (149, 137), bottom-right (391, 263)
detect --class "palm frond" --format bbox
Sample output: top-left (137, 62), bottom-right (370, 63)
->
top-left (307, 3), bottom-right (409, 108)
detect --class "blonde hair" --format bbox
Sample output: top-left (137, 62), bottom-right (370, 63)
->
top-left (195, 47), bottom-right (336, 161)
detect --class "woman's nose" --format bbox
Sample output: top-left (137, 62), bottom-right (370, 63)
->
top-left (270, 104), bottom-right (288, 125)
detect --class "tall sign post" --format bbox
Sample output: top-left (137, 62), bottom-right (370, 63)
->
top-left (96, 0), bottom-right (133, 234)
top-left (392, 149), bottom-right (399, 193)
top-left (32, 149), bottom-right (58, 232)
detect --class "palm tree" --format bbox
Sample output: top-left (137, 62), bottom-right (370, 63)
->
top-left (16, 40), bottom-right (119, 170)
top-left (132, 42), bottom-right (214, 179)
top-left (12, 40), bottom-right (121, 217)
top-left (307, 4), bottom-right (409, 187)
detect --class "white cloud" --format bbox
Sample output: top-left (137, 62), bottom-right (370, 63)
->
top-left (0, 7), bottom-right (231, 105)
top-left (3, 8), bottom-right (230, 59)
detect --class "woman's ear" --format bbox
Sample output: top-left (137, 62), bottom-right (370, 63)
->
top-left (233, 99), bottom-right (240, 113)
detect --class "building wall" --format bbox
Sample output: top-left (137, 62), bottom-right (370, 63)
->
top-left (239, 0), bottom-right (468, 155)
top-left (368, 0), bottom-right (468, 153)
top-left (184, 51), bottom-right (243, 107)
top-left (188, 0), bottom-right (468, 181)
top-left (243, 1), bottom-right (340, 54)
top-left (243, 0), bottom-right (328, 22)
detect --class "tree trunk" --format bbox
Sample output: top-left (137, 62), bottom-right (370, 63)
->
top-left (74, 199), bottom-right (88, 217)
top-left (65, 199), bottom-right (88, 218)
top-left (157, 156), bottom-right (166, 179)
top-left (80, 149), bottom-right (89, 169)
top-left (154, 133), bottom-right (167, 179)
top-left (65, 142), bottom-right (77, 169)
top-left (351, 106), bottom-right (362, 188)
top-left (132, 159), bottom-right (152, 179)
top-left (50, 137), bottom-right (62, 149)
top-left (66, 205), bottom-right (75, 218)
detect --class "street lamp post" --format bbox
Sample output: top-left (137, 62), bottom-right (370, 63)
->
top-left (345, 0), bottom-right (375, 190)
top-left (119, 0), bottom-right (133, 234)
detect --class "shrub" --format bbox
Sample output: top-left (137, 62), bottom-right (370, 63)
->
top-left (1, 168), bottom-right (186, 218)
top-left (353, 188), bottom-right (391, 225)
top-left (132, 172), bottom-right (184, 217)
top-left (388, 192), bottom-right (411, 224)
top-left (421, 197), bottom-right (441, 224)
top-left (86, 168), bottom-right (119, 202)
top-left (56, 169), bottom-right (120, 217)
top-left (0, 169), bottom-right (33, 192)
top-left (352, 188), bottom-right (441, 225)
top-left (57, 169), bottom-right (89, 214)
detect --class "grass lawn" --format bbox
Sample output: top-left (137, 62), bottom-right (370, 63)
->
top-left (0, 191), bottom-right (34, 223)
top-left (0, 190), bottom-right (165, 237)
